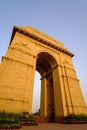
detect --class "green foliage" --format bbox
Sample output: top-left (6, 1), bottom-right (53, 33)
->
top-left (27, 111), bottom-right (40, 120)
top-left (0, 111), bottom-right (23, 127)
top-left (0, 111), bottom-right (38, 128)
top-left (65, 114), bottom-right (87, 121)
top-left (29, 113), bottom-right (35, 120)
top-left (33, 111), bottom-right (40, 117)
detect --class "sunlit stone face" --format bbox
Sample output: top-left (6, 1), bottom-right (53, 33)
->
top-left (0, 25), bottom-right (86, 122)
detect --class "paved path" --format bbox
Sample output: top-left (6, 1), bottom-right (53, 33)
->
top-left (20, 123), bottom-right (87, 130)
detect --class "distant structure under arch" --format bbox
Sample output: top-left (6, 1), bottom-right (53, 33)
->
top-left (0, 25), bottom-right (87, 121)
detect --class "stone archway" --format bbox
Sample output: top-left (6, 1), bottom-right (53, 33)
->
top-left (36, 52), bottom-right (57, 121)
top-left (0, 25), bottom-right (87, 122)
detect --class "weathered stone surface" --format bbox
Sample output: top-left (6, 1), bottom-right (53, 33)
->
top-left (0, 25), bottom-right (87, 121)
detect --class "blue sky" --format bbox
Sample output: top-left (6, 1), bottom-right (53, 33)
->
top-left (0, 0), bottom-right (87, 112)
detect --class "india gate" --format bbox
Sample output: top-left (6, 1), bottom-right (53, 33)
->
top-left (0, 25), bottom-right (87, 121)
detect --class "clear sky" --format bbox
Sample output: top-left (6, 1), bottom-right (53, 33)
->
top-left (0, 0), bottom-right (87, 112)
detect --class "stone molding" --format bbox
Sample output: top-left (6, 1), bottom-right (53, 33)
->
top-left (10, 26), bottom-right (74, 57)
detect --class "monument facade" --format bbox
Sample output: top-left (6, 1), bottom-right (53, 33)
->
top-left (0, 25), bottom-right (87, 121)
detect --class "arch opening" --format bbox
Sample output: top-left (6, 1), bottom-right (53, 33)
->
top-left (35, 52), bottom-right (57, 121)
top-left (32, 71), bottom-right (41, 113)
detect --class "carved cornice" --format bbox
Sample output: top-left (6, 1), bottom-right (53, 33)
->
top-left (10, 26), bottom-right (74, 57)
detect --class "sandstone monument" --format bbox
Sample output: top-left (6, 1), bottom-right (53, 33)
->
top-left (0, 25), bottom-right (87, 121)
